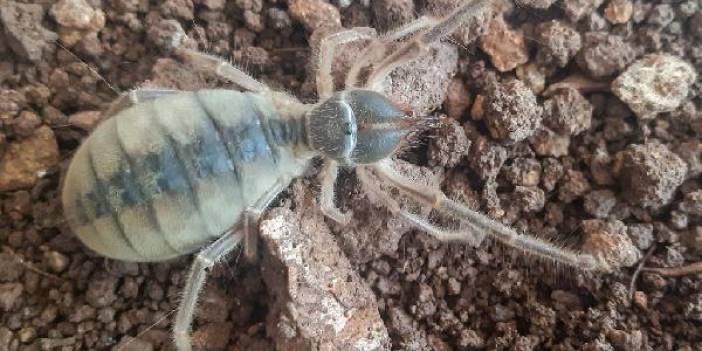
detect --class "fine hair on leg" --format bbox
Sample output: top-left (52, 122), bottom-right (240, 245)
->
top-left (102, 88), bottom-right (179, 120)
top-left (345, 16), bottom-right (437, 88)
top-left (173, 230), bottom-right (244, 351)
top-left (174, 48), bottom-right (268, 93)
top-left (364, 0), bottom-right (494, 91)
top-left (368, 160), bottom-right (611, 272)
top-left (315, 28), bottom-right (376, 99)
top-left (319, 159), bottom-right (352, 224)
top-left (242, 179), bottom-right (290, 261)
top-left (356, 166), bottom-right (485, 247)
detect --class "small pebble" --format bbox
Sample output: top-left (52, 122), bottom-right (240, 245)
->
top-left (483, 79), bottom-right (542, 143)
top-left (112, 336), bottom-right (154, 351)
top-left (542, 87), bottom-right (593, 136)
top-left (371, 0), bottom-right (415, 31)
top-left (604, 0), bottom-right (633, 24)
top-left (288, 0), bottom-right (341, 32)
top-left (11, 111), bottom-right (41, 137)
top-left (612, 54), bottom-right (697, 120)
top-left (18, 327), bottom-right (36, 343)
top-left (558, 169), bottom-right (591, 203)
top-left (530, 128), bottom-right (570, 157)
top-left (513, 186), bottom-right (545, 213)
top-left (682, 227), bottom-right (702, 255)
top-left (0, 327), bottom-right (13, 349)
top-left (0, 126), bottom-right (60, 191)
top-left (534, 20), bottom-right (582, 68)
top-left (516, 63), bottom-right (545, 94)
top-left (479, 18), bottom-right (529, 72)
top-left (427, 119), bottom-right (471, 168)
top-left (581, 219), bottom-right (641, 269)
top-left (576, 32), bottom-right (636, 78)
top-left (0, 283), bottom-right (23, 311)
top-left (679, 191), bottom-right (702, 217)
top-left (447, 277), bottom-right (461, 296)
top-left (562, 0), bottom-right (605, 22)
top-left (614, 143), bottom-right (688, 209)
top-left (584, 189), bottom-right (617, 219)
top-left (146, 19), bottom-right (187, 53)
top-left (267, 8), bottom-right (292, 30)
top-left (516, 0), bottom-right (556, 9)
top-left (444, 78), bottom-right (472, 119)
top-left (627, 223), bottom-right (654, 250)
top-left (68, 110), bottom-right (102, 131)
top-left (632, 291), bottom-right (647, 309)
top-left (160, 0), bottom-right (194, 21)
top-left (49, 0), bottom-right (105, 31)
top-left (44, 251), bottom-right (69, 273)
top-left (646, 4), bottom-right (674, 28)
top-left (503, 157), bottom-right (541, 187)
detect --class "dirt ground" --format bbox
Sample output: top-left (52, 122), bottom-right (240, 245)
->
top-left (1, 0), bottom-right (701, 350)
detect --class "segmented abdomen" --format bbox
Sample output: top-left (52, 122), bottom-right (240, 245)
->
top-left (62, 90), bottom-right (307, 262)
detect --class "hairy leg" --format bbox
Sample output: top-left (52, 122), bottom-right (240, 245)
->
top-left (345, 16), bottom-right (437, 88)
top-left (365, 0), bottom-right (494, 91)
top-left (356, 166), bottom-right (485, 247)
top-left (174, 48), bottom-right (268, 92)
top-left (242, 179), bottom-right (289, 261)
top-left (315, 28), bottom-right (376, 99)
top-left (370, 160), bottom-right (611, 272)
top-left (319, 159), bottom-right (352, 224)
top-left (173, 229), bottom-right (244, 351)
top-left (102, 88), bottom-right (179, 119)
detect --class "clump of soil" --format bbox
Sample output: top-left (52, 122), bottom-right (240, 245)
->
top-left (1, 0), bottom-right (701, 350)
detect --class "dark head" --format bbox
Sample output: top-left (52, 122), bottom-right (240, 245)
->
top-left (306, 90), bottom-right (418, 165)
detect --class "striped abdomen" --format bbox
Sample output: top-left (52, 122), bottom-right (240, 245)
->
top-left (62, 90), bottom-right (310, 262)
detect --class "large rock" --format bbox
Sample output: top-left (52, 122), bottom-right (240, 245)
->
top-left (261, 208), bottom-right (390, 351)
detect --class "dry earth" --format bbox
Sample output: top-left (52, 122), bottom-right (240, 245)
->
top-left (1, 0), bottom-right (701, 350)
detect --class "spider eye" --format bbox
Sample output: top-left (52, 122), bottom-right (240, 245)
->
top-left (343, 122), bottom-right (353, 136)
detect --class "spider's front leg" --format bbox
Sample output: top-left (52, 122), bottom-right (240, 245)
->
top-left (368, 160), bottom-right (613, 272)
top-left (362, 0), bottom-right (495, 91)
top-left (314, 28), bottom-right (376, 99)
top-left (318, 159), bottom-right (353, 225)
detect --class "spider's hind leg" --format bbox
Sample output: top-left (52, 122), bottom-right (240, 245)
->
top-left (102, 88), bottom-right (179, 120)
top-left (173, 230), bottom-right (243, 351)
top-left (174, 48), bottom-right (269, 93)
top-left (314, 28), bottom-right (376, 99)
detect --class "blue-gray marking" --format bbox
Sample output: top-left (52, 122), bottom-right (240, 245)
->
top-left (86, 147), bottom-right (144, 259)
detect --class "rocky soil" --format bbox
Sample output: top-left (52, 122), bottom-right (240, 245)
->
top-left (1, 0), bottom-right (701, 350)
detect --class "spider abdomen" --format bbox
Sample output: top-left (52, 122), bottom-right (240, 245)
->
top-left (62, 90), bottom-right (309, 262)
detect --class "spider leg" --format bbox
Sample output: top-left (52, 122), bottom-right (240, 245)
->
top-left (356, 166), bottom-right (485, 247)
top-left (364, 0), bottom-right (494, 91)
top-left (345, 16), bottom-right (437, 88)
top-left (370, 160), bottom-right (611, 272)
top-left (315, 28), bottom-right (376, 99)
top-left (242, 178), bottom-right (289, 261)
top-left (319, 159), bottom-right (352, 224)
top-left (102, 88), bottom-right (179, 119)
top-left (173, 229), bottom-right (244, 351)
top-left (174, 48), bottom-right (269, 92)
